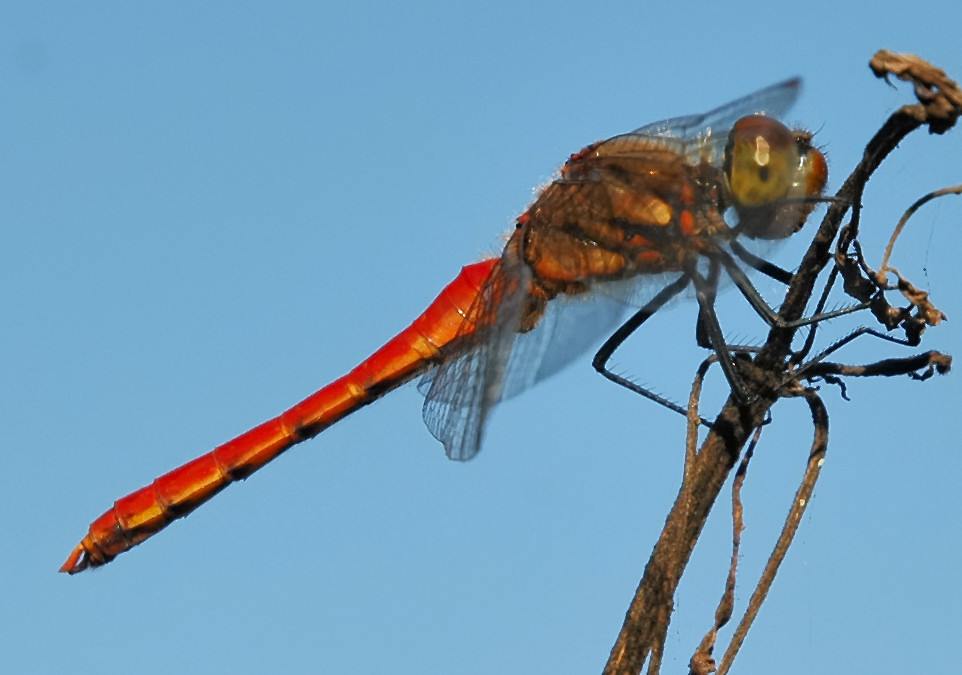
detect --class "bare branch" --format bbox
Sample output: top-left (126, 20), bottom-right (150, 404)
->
top-left (805, 350), bottom-right (952, 380)
top-left (717, 390), bottom-right (828, 674)
top-left (689, 424), bottom-right (761, 675)
top-left (879, 185), bottom-right (962, 284)
top-left (603, 51), bottom-right (959, 675)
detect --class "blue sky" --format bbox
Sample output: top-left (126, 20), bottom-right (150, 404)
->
top-left (2, 3), bottom-right (960, 673)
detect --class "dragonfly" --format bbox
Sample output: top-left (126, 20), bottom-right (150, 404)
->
top-left (62, 78), bottom-right (828, 574)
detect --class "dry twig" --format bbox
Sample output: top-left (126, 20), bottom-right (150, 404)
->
top-left (603, 50), bottom-right (959, 675)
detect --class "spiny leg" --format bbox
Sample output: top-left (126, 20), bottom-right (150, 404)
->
top-left (591, 274), bottom-right (705, 420)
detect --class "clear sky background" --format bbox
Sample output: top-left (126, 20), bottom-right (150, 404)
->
top-left (2, 3), bottom-right (960, 673)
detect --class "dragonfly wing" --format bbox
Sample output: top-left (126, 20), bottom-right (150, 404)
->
top-left (420, 246), bottom-right (634, 461)
top-left (422, 248), bottom-right (532, 461)
top-left (619, 78), bottom-right (803, 168)
top-left (630, 78), bottom-right (801, 138)
top-left (499, 290), bottom-right (631, 399)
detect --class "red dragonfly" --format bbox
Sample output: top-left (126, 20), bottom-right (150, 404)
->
top-left (62, 79), bottom-right (827, 573)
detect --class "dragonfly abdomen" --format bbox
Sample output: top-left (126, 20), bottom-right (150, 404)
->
top-left (60, 258), bottom-right (499, 573)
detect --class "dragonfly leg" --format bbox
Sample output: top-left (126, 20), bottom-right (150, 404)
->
top-left (729, 240), bottom-right (794, 284)
top-left (724, 245), bottom-right (871, 330)
top-left (691, 269), bottom-right (752, 403)
top-left (724, 245), bottom-right (881, 375)
top-left (591, 243), bottom-right (870, 416)
top-left (591, 274), bottom-right (711, 422)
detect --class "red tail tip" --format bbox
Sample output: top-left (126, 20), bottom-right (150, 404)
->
top-left (60, 544), bottom-right (90, 574)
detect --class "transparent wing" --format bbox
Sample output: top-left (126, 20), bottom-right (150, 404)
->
top-left (420, 247), bottom-right (633, 461)
top-left (421, 249), bottom-right (530, 462)
top-left (630, 78), bottom-right (801, 138)
top-left (499, 291), bottom-right (631, 399)
top-left (616, 78), bottom-right (802, 168)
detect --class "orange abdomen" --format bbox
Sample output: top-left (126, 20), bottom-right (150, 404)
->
top-left (60, 258), bottom-right (498, 573)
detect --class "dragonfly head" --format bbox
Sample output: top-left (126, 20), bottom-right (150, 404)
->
top-left (723, 115), bottom-right (828, 240)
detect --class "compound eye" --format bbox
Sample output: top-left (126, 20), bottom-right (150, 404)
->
top-left (724, 115), bottom-right (800, 207)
